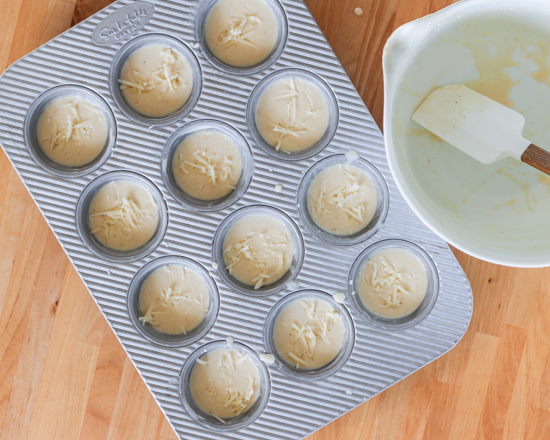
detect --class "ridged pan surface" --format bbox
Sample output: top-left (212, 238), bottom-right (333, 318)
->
top-left (0, 1), bottom-right (473, 439)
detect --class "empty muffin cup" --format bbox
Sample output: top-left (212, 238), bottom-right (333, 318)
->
top-left (297, 154), bottom-right (389, 245)
top-left (179, 340), bottom-right (271, 431)
top-left (24, 84), bottom-right (116, 177)
top-left (246, 68), bottom-right (339, 160)
top-left (161, 119), bottom-right (254, 212)
top-left (349, 239), bottom-right (440, 331)
top-left (127, 256), bottom-right (220, 347)
top-left (75, 170), bottom-right (168, 263)
top-left (109, 33), bottom-right (202, 125)
top-left (263, 289), bottom-right (355, 381)
top-left (212, 204), bottom-right (304, 296)
top-left (196, 0), bottom-right (288, 75)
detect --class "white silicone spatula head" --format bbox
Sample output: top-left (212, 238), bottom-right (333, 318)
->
top-left (412, 85), bottom-right (550, 175)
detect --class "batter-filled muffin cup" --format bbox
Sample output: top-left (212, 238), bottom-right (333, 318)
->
top-left (349, 239), bottom-right (440, 330)
top-left (75, 170), bottom-right (168, 262)
top-left (24, 84), bottom-right (116, 177)
top-left (161, 119), bottom-right (254, 212)
top-left (109, 33), bottom-right (202, 125)
top-left (212, 205), bottom-right (304, 296)
top-left (247, 68), bottom-right (339, 160)
top-left (127, 256), bottom-right (220, 347)
top-left (297, 154), bottom-right (389, 245)
top-left (179, 340), bottom-right (271, 431)
top-left (263, 289), bottom-right (355, 381)
top-left (196, 0), bottom-right (288, 75)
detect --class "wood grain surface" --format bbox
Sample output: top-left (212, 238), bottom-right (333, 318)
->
top-left (521, 144), bottom-right (550, 177)
top-left (1, 0), bottom-right (549, 439)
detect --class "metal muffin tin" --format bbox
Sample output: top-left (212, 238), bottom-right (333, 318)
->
top-left (0, 1), bottom-right (473, 439)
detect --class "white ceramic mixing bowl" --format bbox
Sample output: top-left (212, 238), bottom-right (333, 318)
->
top-left (384, 0), bottom-right (550, 267)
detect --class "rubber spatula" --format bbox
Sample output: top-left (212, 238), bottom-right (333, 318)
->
top-left (412, 85), bottom-right (550, 176)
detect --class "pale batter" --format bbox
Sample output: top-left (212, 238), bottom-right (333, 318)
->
top-left (37, 95), bottom-right (108, 167)
top-left (205, 0), bottom-right (278, 67)
top-left (273, 298), bottom-right (344, 370)
top-left (190, 348), bottom-right (261, 420)
top-left (358, 248), bottom-right (428, 319)
top-left (172, 130), bottom-right (243, 200)
top-left (89, 180), bottom-right (159, 251)
top-left (138, 264), bottom-right (210, 335)
top-left (119, 44), bottom-right (193, 117)
top-left (307, 164), bottom-right (377, 236)
top-left (255, 77), bottom-right (329, 153)
top-left (223, 214), bottom-right (294, 289)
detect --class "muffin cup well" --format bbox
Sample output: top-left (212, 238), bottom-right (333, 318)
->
top-left (127, 255), bottom-right (220, 347)
top-left (195, 0), bottom-right (288, 75)
top-left (24, 84), bottom-right (116, 177)
top-left (246, 68), bottom-right (339, 161)
top-left (75, 170), bottom-right (168, 263)
top-left (179, 340), bottom-right (271, 431)
top-left (212, 204), bottom-right (304, 296)
top-left (161, 119), bottom-right (254, 212)
top-left (263, 289), bottom-right (355, 381)
top-left (109, 33), bottom-right (202, 126)
top-left (349, 239), bottom-right (440, 331)
top-left (297, 154), bottom-right (389, 246)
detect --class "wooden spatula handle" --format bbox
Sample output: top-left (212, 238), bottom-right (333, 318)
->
top-left (521, 144), bottom-right (550, 176)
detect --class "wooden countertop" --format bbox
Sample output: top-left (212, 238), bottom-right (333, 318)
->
top-left (1, 0), bottom-right (549, 439)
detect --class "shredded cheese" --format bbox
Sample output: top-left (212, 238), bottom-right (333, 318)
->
top-left (211, 413), bottom-right (226, 424)
top-left (272, 124), bottom-right (307, 151)
top-left (270, 78), bottom-right (321, 151)
top-left (119, 48), bottom-right (185, 99)
top-left (40, 101), bottom-right (95, 152)
top-left (222, 380), bottom-right (256, 416)
top-left (214, 352), bottom-right (257, 416)
top-left (366, 256), bottom-right (411, 308)
top-left (312, 165), bottom-right (368, 222)
top-left (90, 196), bottom-right (150, 244)
top-left (219, 14), bottom-right (262, 50)
top-left (288, 352), bottom-right (307, 368)
top-left (138, 283), bottom-right (202, 332)
top-left (224, 232), bottom-right (289, 289)
top-left (118, 79), bottom-right (144, 90)
top-left (285, 300), bottom-right (340, 369)
top-left (178, 135), bottom-right (236, 188)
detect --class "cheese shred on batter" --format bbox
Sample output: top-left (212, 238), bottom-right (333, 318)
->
top-left (366, 256), bottom-right (411, 308)
top-left (119, 48), bottom-right (186, 98)
top-left (224, 232), bottom-right (288, 289)
top-left (41, 102), bottom-right (95, 152)
top-left (285, 300), bottom-right (340, 369)
top-left (219, 14), bottom-right (262, 50)
top-left (312, 165), bottom-right (367, 222)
